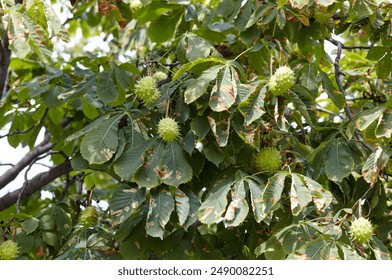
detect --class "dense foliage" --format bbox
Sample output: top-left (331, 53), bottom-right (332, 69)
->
top-left (0, 0), bottom-right (391, 260)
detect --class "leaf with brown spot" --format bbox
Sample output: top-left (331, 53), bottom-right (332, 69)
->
top-left (198, 174), bottom-right (233, 225)
top-left (146, 186), bottom-right (175, 239)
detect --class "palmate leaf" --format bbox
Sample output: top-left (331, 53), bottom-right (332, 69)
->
top-left (110, 184), bottom-right (146, 226)
top-left (209, 66), bottom-right (238, 112)
top-left (198, 174), bottom-right (233, 225)
top-left (116, 137), bottom-right (193, 188)
top-left (146, 186), bottom-right (175, 239)
top-left (80, 114), bottom-right (124, 164)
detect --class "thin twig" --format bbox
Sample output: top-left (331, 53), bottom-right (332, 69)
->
top-left (324, 37), bottom-right (375, 153)
top-left (0, 108), bottom-right (48, 140)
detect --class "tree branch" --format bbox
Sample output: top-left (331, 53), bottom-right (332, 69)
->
top-left (324, 37), bottom-right (375, 153)
top-left (0, 31), bottom-right (11, 100)
top-left (0, 160), bottom-right (72, 211)
top-left (0, 131), bottom-right (54, 191)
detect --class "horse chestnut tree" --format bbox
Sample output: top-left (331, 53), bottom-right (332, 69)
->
top-left (0, 0), bottom-right (390, 260)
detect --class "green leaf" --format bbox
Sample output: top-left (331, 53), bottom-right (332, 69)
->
top-left (59, 78), bottom-right (96, 101)
top-left (282, 224), bottom-right (309, 254)
top-left (319, 71), bottom-right (346, 109)
top-left (198, 174), bottom-right (233, 225)
top-left (248, 176), bottom-right (265, 222)
top-left (259, 172), bottom-right (287, 221)
top-left (324, 140), bottom-right (354, 182)
top-left (190, 116), bottom-right (210, 139)
top-left (173, 57), bottom-right (225, 81)
top-left (160, 141), bottom-right (193, 187)
top-left (110, 184), bottom-right (146, 226)
top-left (263, 236), bottom-right (287, 259)
top-left (370, 236), bottom-right (391, 260)
top-left (147, 8), bottom-right (183, 44)
top-left (209, 66), bottom-right (238, 112)
top-left (53, 206), bottom-right (72, 238)
top-left (146, 187), bottom-right (175, 239)
top-left (80, 114), bottom-right (123, 164)
top-left (113, 126), bottom-right (148, 181)
top-left (291, 238), bottom-right (341, 260)
top-left (299, 63), bottom-right (317, 95)
top-left (239, 83), bottom-right (267, 126)
top-left (290, 174), bottom-right (312, 216)
top-left (184, 65), bottom-right (222, 104)
top-left (375, 112), bottom-right (392, 138)
top-left (96, 68), bottom-right (117, 104)
top-left (8, 11), bottom-right (30, 58)
top-left (355, 107), bottom-right (385, 131)
top-left (182, 189), bottom-right (201, 230)
top-left (207, 112), bottom-right (231, 147)
top-left (362, 146), bottom-right (391, 184)
top-left (39, 214), bottom-right (56, 230)
top-left (21, 218), bottom-right (39, 235)
top-left (174, 188), bottom-right (190, 226)
top-left (224, 179), bottom-right (249, 227)
top-left (234, 0), bottom-right (252, 32)
top-left (42, 231), bottom-right (60, 248)
top-left (231, 114), bottom-right (261, 148)
top-left (304, 176), bottom-right (333, 212)
top-left (185, 34), bottom-right (212, 61)
top-left (133, 138), bottom-right (164, 188)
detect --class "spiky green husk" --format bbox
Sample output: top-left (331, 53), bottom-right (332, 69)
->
top-left (253, 147), bottom-right (282, 172)
top-left (135, 76), bottom-right (161, 104)
top-left (269, 66), bottom-right (295, 96)
top-left (80, 206), bottom-right (98, 227)
top-left (158, 117), bottom-right (180, 142)
top-left (0, 240), bottom-right (19, 260)
top-left (350, 217), bottom-right (373, 244)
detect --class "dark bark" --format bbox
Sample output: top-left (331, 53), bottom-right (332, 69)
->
top-left (0, 132), bottom-right (54, 191)
top-left (0, 32), bottom-right (11, 99)
top-left (0, 160), bottom-right (72, 211)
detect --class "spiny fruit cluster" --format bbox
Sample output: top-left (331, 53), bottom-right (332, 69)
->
top-left (350, 217), bottom-right (373, 244)
top-left (253, 147), bottom-right (282, 172)
top-left (269, 66), bottom-right (295, 96)
top-left (0, 240), bottom-right (19, 260)
top-left (158, 117), bottom-right (180, 142)
top-left (80, 206), bottom-right (99, 227)
top-left (135, 76), bottom-right (161, 105)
